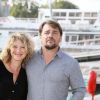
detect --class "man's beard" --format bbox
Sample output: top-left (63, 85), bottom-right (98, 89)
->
top-left (45, 44), bottom-right (57, 50)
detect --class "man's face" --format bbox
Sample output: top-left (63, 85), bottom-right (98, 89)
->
top-left (40, 24), bottom-right (62, 50)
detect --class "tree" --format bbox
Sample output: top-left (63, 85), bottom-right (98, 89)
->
top-left (41, 0), bottom-right (78, 9)
top-left (9, 0), bottom-right (78, 18)
top-left (53, 0), bottom-right (78, 9)
top-left (10, 1), bottom-right (38, 18)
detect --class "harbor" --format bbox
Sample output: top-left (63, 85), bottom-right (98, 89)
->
top-left (1, 8), bottom-right (100, 99)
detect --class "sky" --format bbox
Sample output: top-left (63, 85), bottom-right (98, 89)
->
top-left (66, 0), bottom-right (100, 11)
top-left (36, 0), bottom-right (100, 11)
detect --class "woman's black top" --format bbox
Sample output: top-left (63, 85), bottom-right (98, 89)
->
top-left (0, 60), bottom-right (28, 100)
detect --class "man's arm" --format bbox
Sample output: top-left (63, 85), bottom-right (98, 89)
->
top-left (70, 59), bottom-right (86, 100)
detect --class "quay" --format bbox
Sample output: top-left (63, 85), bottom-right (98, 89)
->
top-left (84, 94), bottom-right (100, 100)
top-left (72, 50), bottom-right (100, 62)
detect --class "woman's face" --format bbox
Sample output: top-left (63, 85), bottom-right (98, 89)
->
top-left (10, 39), bottom-right (27, 62)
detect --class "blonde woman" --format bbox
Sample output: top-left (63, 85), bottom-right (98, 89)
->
top-left (0, 32), bottom-right (34, 100)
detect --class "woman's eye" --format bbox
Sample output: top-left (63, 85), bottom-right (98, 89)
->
top-left (13, 45), bottom-right (17, 48)
top-left (21, 47), bottom-right (25, 49)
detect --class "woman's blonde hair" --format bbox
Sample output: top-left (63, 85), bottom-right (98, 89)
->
top-left (0, 32), bottom-right (34, 66)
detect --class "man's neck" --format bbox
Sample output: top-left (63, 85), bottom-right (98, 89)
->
top-left (41, 47), bottom-right (59, 64)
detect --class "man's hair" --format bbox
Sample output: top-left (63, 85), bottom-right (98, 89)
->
top-left (39, 19), bottom-right (63, 36)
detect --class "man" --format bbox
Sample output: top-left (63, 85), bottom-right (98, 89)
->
top-left (26, 19), bottom-right (86, 100)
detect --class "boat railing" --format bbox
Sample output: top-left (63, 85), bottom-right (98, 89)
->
top-left (61, 38), bottom-right (100, 52)
top-left (15, 18), bottom-right (38, 23)
top-left (0, 17), bottom-right (38, 23)
top-left (67, 38), bottom-right (100, 46)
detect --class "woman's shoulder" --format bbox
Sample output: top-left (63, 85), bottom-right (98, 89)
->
top-left (0, 59), bottom-right (3, 65)
top-left (0, 59), bottom-right (6, 72)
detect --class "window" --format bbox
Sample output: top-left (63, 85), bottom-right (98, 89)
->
top-left (53, 12), bottom-right (59, 17)
top-left (79, 34), bottom-right (91, 40)
top-left (69, 12), bottom-right (75, 17)
top-left (76, 12), bottom-right (82, 17)
top-left (91, 12), bottom-right (97, 17)
top-left (89, 19), bottom-right (96, 24)
top-left (94, 35), bottom-right (100, 44)
top-left (71, 20), bottom-right (75, 24)
top-left (95, 35), bottom-right (100, 38)
top-left (65, 36), bottom-right (69, 42)
top-left (90, 35), bottom-right (94, 39)
top-left (61, 12), bottom-right (66, 17)
top-left (84, 12), bottom-right (90, 17)
top-left (71, 35), bottom-right (77, 41)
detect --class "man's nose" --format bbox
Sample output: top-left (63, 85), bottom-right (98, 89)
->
top-left (48, 32), bottom-right (53, 37)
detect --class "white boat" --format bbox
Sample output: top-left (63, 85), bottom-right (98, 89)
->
top-left (33, 9), bottom-right (100, 88)
top-left (0, 9), bottom-right (100, 99)
top-left (0, 16), bottom-right (39, 50)
top-left (1, 9), bottom-right (100, 86)
top-left (1, 9), bottom-right (100, 51)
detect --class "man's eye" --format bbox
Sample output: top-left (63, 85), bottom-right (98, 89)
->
top-left (53, 32), bottom-right (58, 34)
top-left (45, 32), bottom-right (49, 35)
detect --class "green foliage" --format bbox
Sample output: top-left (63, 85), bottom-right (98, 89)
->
top-left (10, 2), bottom-right (38, 18)
top-left (1, 0), bottom-right (6, 1)
top-left (29, 3), bottom-right (38, 18)
top-left (53, 0), bottom-right (78, 9)
top-left (41, 0), bottom-right (78, 9)
top-left (9, 0), bottom-right (78, 18)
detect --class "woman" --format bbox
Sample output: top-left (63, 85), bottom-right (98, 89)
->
top-left (0, 32), bottom-right (34, 100)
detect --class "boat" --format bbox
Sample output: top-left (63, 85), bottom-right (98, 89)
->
top-left (37, 9), bottom-right (100, 51)
top-left (1, 9), bottom-right (100, 85)
top-left (1, 9), bottom-right (100, 51)
top-left (1, 8), bottom-right (100, 99)
top-left (35, 9), bottom-right (100, 94)
top-left (0, 16), bottom-right (39, 50)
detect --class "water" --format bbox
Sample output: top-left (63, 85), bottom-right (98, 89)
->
top-left (66, 79), bottom-right (100, 100)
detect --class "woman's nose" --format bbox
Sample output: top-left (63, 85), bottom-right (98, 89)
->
top-left (16, 47), bottom-right (21, 52)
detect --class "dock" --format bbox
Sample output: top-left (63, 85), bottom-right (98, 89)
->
top-left (84, 94), bottom-right (100, 100)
